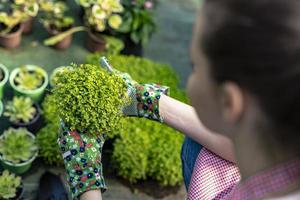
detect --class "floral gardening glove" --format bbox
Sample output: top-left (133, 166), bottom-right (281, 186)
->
top-left (100, 57), bottom-right (169, 123)
top-left (58, 121), bottom-right (106, 199)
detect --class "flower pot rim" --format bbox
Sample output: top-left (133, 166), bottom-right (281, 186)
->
top-left (0, 24), bottom-right (24, 38)
top-left (0, 63), bottom-right (9, 87)
top-left (10, 103), bottom-right (41, 127)
top-left (9, 64), bottom-right (49, 95)
top-left (0, 130), bottom-right (38, 167)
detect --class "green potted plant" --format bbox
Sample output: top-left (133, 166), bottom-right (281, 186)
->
top-left (50, 63), bottom-right (128, 135)
top-left (49, 65), bottom-right (73, 87)
top-left (0, 10), bottom-right (23, 49)
top-left (44, 0), bottom-right (124, 52)
top-left (40, 1), bottom-right (75, 50)
top-left (9, 65), bottom-right (49, 102)
top-left (4, 96), bottom-right (42, 133)
top-left (117, 0), bottom-right (156, 56)
top-left (0, 128), bottom-right (38, 174)
top-left (13, 0), bottom-right (39, 34)
top-left (0, 170), bottom-right (24, 200)
top-left (0, 63), bottom-right (9, 99)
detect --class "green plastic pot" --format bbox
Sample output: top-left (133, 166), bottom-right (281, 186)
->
top-left (0, 63), bottom-right (9, 99)
top-left (0, 131), bottom-right (38, 174)
top-left (9, 65), bottom-right (49, 102)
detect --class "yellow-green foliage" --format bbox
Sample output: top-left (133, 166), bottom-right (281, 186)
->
top-left (36, 123), bottom-right (63, 166)
top-left (0, 170), bottom-right (21, 199)
top-left (87, 54), bottom-right (186, 186)
top-left (51, 63), bottom-right (128, 135)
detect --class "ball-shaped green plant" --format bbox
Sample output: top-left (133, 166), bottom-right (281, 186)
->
top-left (42, 94), bottom-right (60, 125)
top-left (37, 123), bottom-right (64, 166)
top-left (51, 63), bottom-right (128, 135)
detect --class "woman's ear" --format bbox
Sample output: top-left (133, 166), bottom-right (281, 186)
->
top-left (221, 82), bottom-right (244, 123)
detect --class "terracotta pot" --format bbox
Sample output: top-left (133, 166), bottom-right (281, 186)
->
top-left (0, 24), bottom-right (23, 49)
top-left (22, 17), bottom-right (34, 34)
top-left (86, 31), bottom-right (106, 52)
top-left (48, 28), bottom-right (73, 50)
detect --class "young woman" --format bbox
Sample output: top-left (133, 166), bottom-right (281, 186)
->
top-left (59, 0), bottom-right (300, 199)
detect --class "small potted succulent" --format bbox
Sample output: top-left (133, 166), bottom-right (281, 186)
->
top-left (0, 10), bottom-right (23, 49)
top-left (118, 0), bottom-right (157, 56)
top-left (40, 1), bottom-right (75, 50)
top-left (0, 128), bottom-right (38, 174)
top-left (45, 0), bottom-right (124, 52)
top-left (9, 65), bottom-right (49, 102)
top-left (4, 96), bottom-right (42, 133)
top-left (13, 0), bottom-right (39, 34)
top-left (0, 63), bottom-right (9, 99)
top-left (0, 170), bottom-right (24, 200)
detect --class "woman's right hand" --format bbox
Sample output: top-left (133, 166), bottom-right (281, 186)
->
top-left (100, 57), bottom-right (169, 123)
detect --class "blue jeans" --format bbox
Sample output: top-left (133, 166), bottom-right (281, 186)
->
top-left (181, 137), bottom-right (203, 190)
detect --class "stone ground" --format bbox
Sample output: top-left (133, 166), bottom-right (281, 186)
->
top-left (0, 0), bottom-right (201, 199)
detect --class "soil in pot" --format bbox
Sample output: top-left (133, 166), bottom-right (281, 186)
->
top-left (121, 36), bottom-right (143, 57)
top-left (48, 25), bottom-right (73, 50)
top-left (86, 30), bottom-right (107, 53)
top-left (0, 24), bottom-right (23, 49)
top-left (22, 17), bottom-right (34, 35)
top-left (11, 103), bottom-right (43, 134)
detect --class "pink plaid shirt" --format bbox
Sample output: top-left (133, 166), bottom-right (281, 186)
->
top-left (188, 148), bottom-right (300, 200)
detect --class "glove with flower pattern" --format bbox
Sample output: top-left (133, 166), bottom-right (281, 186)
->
top-left (100, 57), bottom-right (169, 122)
top-left (57, 121), bottom-right (106, 199)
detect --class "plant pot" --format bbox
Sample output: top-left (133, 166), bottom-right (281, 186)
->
top-left (9, 65), bottom-right (49, 102)
top-left (0, 172), bottom-right (24, 200)
top-left (0, 131), bottom-right (38, 174)
top-left (22, 17), bottom-right (34, 35)
top-left (10, 103), bottom-right (43, 134)
top-left (49, 32), bottom-right (73, 50)
top-left (0, 24), bottom-right (23, 49)
top-left (86, 31), bottom-right (107, 52)
top-left (49, 66), bottom-right (73, 87)
top-left (121, 36), bottom-right (143, 57)
top-left (0, 63), bottom-right (9, 99)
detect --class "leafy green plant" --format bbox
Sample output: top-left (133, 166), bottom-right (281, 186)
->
top-left (4, 96), bottom-right (37, 123)
top-left (0, 128), bottom-right (38, 164)
top-left (50, 63), bottom-right (129, 135)
top-left (14, 66), bottom-right (44, 90)
top-left (118, 0), bottom-right (156, 46)
top-left (86, 54), bottom-right (186, 186)
top-left (0, 170), bottom-right (21, 200)
top-left (13, 0), bottom-right (39, 19)
top-left (0, 10), bottom-right (23, 34)
top-left (37, 123), bottom-right (64, 166)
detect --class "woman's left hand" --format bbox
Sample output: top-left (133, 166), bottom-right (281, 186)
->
top-left (57, 121), bottom-right (107, 199)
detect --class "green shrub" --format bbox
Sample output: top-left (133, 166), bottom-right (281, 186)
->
top-left (37, 123), bottom-right (64, 166)
top-left (42, 94), bottom-right (60, 125)
top-left (86, 54), bottom-right (186, 186)
top-left (0, 170), bottom-right (21, 200)
top-left (112, 119), bottom-right (150, 183)
top-left (50, 63), bottom-right (128, 135)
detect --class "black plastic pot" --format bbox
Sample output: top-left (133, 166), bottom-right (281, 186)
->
top-left (11, 103), bottom-right (43, 134)
top-left (121, 36), bottom-right (143, 57)
top-left (13, 182), bottom-right (24, 200)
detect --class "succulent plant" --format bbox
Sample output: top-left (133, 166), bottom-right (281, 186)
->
top-left (14, 66), bottom-right (44, 90)
top-left (4, 96), bottom-right (37, 123)
top-left (0, 128), bottom-right (38, 164)
top-left (0, 170), bottom-right (21, 199)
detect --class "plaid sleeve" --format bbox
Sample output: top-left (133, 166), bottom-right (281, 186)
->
top-left (187, 148), bottom-right (241, 200)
